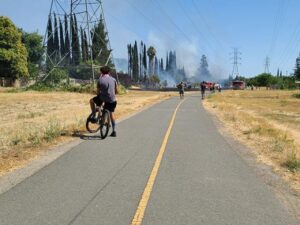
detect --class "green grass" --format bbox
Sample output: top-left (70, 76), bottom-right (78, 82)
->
top-left (292, 93), bottom-right (300, 99)
top-left (285, 153), bottom-right (300, 172)
top-left (43, 119), bottom-right (63, 142)
top-left (17, 112), bottom-right (44, 119)
top-left (11, 135), bottom-right (22, 146)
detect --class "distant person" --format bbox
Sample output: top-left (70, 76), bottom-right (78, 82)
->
top-left (177, 81), bottom-right (185, 99)
top-left (89, 66), bottom-right (118, 137)
top-left (200, 81), bottom-right (206, 100)
top-left (218, 84), bottom-right (222, 92)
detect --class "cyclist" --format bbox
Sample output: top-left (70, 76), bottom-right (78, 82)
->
top-left (89, 66), bottom-right (118, 137)
top-left (177, 81), bottom-right (185, 99)
top-left (200, 81), bottom-right (206, 100)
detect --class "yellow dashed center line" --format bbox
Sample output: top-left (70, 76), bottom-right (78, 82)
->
top-left (131, 99), bottom-right (185, 225)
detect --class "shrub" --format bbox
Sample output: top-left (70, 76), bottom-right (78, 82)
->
top-left (43, 119), bottom-right (62, 142)
top-left (285, 152), bottom-right (300, 172)
top-left (45, 68), bottom-right (68, 84)
top-left (292, 93), bottom-right (300, 99)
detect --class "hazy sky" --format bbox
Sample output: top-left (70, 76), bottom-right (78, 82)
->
top-left (1, 0), bottom-right (300, 78)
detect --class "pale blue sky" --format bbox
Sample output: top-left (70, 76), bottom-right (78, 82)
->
top-left (1, 0), bottom-right (300, 78)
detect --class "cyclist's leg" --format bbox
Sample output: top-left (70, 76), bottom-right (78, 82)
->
top-left (90, 98), bottom-right (96, 113)
top-left (90, 96), bottom-right (102, 114)
top-left (104, 101), bottom-right (117, 134)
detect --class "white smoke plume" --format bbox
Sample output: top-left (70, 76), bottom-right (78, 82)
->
top-left (147, 32), bottom-right (200, 78)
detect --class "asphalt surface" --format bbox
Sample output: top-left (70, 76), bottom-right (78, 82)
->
top-left (0, 95), bottom-right (298, 225)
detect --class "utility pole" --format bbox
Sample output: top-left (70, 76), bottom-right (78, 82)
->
top-left (264, 56), bottom-right (270, 74)
top-left (230, 48), bottom-right (241, 79)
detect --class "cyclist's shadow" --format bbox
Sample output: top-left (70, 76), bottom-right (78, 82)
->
top-left (73, 132), bottom-right (103, 140)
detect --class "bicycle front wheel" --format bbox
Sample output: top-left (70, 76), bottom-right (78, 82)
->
top-left (86, 112), bottom-right (101, 133)
top-left (100, 110), bottom-right (110, 139)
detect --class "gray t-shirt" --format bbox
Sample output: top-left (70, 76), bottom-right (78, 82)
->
top-left (98, 74), bottom-right (117, 103)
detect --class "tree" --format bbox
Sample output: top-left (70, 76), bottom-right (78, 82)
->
top-left (295, 67), bottom-right (300, 81)
top-left (154, 57), bottom-right (159, 75)
top-left (46, 15), bottom-right (54, 69)
top-left (53, 14), bottom-right (60, 63)
top-left (132, 41), bottom-right (139, 82)
top-left (59, 18), bottom-right (65, 61)
top-left (71, 14), bottom-right (80, 65)
top-left (0, 16), bottom-right (28, 79)
top-left (143, 44), bottom-right (147, 75)
top-left (255, 73), bottom-right (274, 87)
top-left (160, 58), bottom-right (164, 72)
top-left (80, 27), bottom-right (88, 62)
top-left (197, 55), bottom-right (211, 81)
top-left (127, 44), bottom-right (132, 79)
top-left (21, 31), bottom-right (44, 78)
top-left (64, 14), bottom-right (70, 64)
top-left (91, 16), bottom-right (113, 67)
top-left (149, 74), bottom-right (160, 87)
top-left (147, 46), bottom-right (156, 75)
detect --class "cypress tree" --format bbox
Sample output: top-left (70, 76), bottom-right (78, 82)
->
top-left (160, 58), bottom-right (164, 72)
top-left (143, 44), bottom-right (147, 75)
top-left (127, 44), bottom-right (132, 78)
top-left (71, 14), bottom-right (80, 65)
top-left (166, 52), bottom-right (169, 72)
top-left (80, 27), bottom-right (87, 62)
top-left (53, 13), bottom-right (60, 62)
top-left (59, 18), bottom-right (65, 60)
top-left (83, 30), bottom-right (89, 60)
top-left (154, 57), bottom-right (159, 75)
top-left (46, 15), bottom-right (54, 69)
top-left (139, 41), bottom-right (143, 80)
top-left (132, 41), bottom-right (139, 82)
top-left (64, 14), bottom-right (70, 64)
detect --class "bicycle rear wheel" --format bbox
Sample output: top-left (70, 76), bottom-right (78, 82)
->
top-left (100, 110), bottom-right (110, 139)
top-left (86, 112), bottom-right (101, 133)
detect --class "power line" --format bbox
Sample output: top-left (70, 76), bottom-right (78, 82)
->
top-left (190, 0), bottom-right (227, 52)
top-left (174, 0), bottom-right (218, 54)
top-left (268, 0), bottom-right (287, 59)
top-left (123, 0), bottom-right (181, 46)
top-left (150, 0), bottom-right (194, 44)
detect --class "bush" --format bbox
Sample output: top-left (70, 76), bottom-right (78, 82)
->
top-left (285, 152), bottom-right (300, 172)
top-left (117, 84), bottom-right (127, 95)
top-left (45, 68), bottom-right (68, 84)
top-left (292, 93), bottom-right (300, 99)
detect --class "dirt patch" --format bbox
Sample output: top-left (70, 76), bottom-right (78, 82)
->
top-left (0, 90), bottom-right (176, 176)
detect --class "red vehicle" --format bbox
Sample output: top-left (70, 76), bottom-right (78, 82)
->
top-left (203, 82), bottom-right (215, 90)
top-left (232, 80), bottom-right (246, 90)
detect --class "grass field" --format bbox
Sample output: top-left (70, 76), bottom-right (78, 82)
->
top-left (0, 90), bottom-right (175, 175)
top-left (203, 89), bottom-right (300, 192)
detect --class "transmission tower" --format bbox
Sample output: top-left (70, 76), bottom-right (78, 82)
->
top-left (264, 56), bottom-right (270, 74)
top-left (42, 0), bottom-right (114, 81)
top-left (230, 48), bottom-right (241, 78)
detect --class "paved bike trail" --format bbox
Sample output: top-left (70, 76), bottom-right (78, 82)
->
top-left (0, 95), bottom-right (298, 225)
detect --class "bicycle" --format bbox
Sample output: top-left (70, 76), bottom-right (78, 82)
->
top-left (86, 105), bottom-right (111, 139)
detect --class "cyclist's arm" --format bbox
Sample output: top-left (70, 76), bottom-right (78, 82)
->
top-left (96, 81), bottom-right (101, 95)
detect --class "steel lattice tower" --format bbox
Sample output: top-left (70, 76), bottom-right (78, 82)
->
top-left (43, 0), bottom-right (114, 81)
top-left (230, 48), bottom-right (241, 78)
top-left (264, 56), bottom-right (270, 74)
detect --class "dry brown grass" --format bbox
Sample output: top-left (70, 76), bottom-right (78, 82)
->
top-left (203, 89), bottom-right (300, 192)
top-left (0, 90), bottom-right (176, 175)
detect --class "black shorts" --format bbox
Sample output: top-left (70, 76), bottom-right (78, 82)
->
top-left (179, 90), bottom-right (184, 94)
top-left (92, 96), bottom-right (117, 112)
